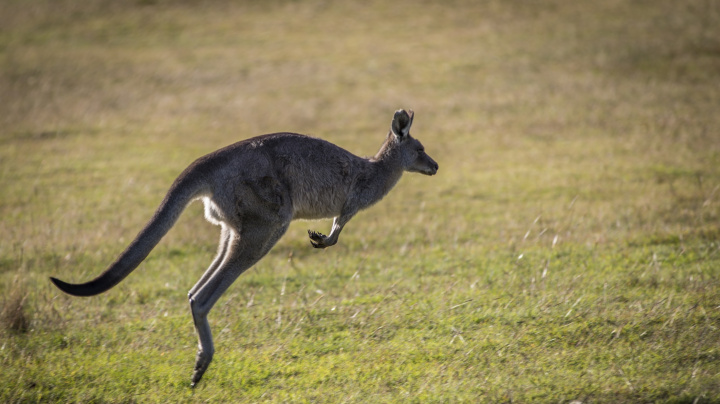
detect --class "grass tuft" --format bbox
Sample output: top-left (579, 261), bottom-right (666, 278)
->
top-left (1, 277), bottom-right (30, 334)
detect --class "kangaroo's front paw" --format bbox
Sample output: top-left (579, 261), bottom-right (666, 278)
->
top-left (308, 230), bottom-right (329, 248)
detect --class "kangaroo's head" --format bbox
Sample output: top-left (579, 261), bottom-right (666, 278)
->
top-left (383, 109), bottom-right (439, 176)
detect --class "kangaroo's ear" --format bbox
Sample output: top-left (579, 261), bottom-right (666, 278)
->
top-left (391, 109), bottom-right (414, 139)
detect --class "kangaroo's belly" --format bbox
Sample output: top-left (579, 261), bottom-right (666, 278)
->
top-left (290, 183), bottom-right (349, 220)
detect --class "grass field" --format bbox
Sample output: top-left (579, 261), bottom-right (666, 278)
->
top-left (2, 0), bottom-right (720, 402)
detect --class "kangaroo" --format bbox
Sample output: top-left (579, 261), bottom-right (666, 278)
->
top-left (50, 109), bottom-right (438, 386)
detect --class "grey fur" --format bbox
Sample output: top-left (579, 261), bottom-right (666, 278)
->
top-left (50, 109), bottom-right (438, 386)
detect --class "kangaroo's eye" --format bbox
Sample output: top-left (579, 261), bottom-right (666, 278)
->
top-left (417, 148), bottom-right (425, 154)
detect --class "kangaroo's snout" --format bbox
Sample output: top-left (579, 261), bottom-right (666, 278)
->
top-left (428, 160), bottom-right (439, 175)
top-left (418, 154), bottom-right (438, 176)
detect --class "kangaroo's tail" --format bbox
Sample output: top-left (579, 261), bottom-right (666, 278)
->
top-left (50, 172), bottom-right (209, 297)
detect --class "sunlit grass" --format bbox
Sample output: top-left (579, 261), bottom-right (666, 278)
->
top-left (1, 0), bottom-right (720, 402)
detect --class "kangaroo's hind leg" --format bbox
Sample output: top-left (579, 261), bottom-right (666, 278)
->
top-left (188, 224), bottom-right (232, 300)
top-left (188, 221), bottom-right (290, 387)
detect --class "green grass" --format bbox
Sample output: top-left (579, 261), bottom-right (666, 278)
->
top-left (2, 0), bottom-right (720, 402)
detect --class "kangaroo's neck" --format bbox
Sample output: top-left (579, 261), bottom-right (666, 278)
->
top-left (372, 132), bottom-right (397, 162)
top-left (364, 133), bottom-right (404, 202)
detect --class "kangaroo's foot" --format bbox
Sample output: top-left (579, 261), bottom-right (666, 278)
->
top-left (308, 230), bottom-right (331, 248)
top-left (190, 348), bottom-right (214, 387)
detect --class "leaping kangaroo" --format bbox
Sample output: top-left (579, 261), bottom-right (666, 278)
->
top-left (50, 109), bottom-right (438, 386)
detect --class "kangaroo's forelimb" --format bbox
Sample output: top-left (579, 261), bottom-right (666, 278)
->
top-left (307, 211), bottom-right (356, 248)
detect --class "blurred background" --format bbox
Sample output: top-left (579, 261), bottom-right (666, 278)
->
top-left (2, 0), bottom-right (718, 253)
